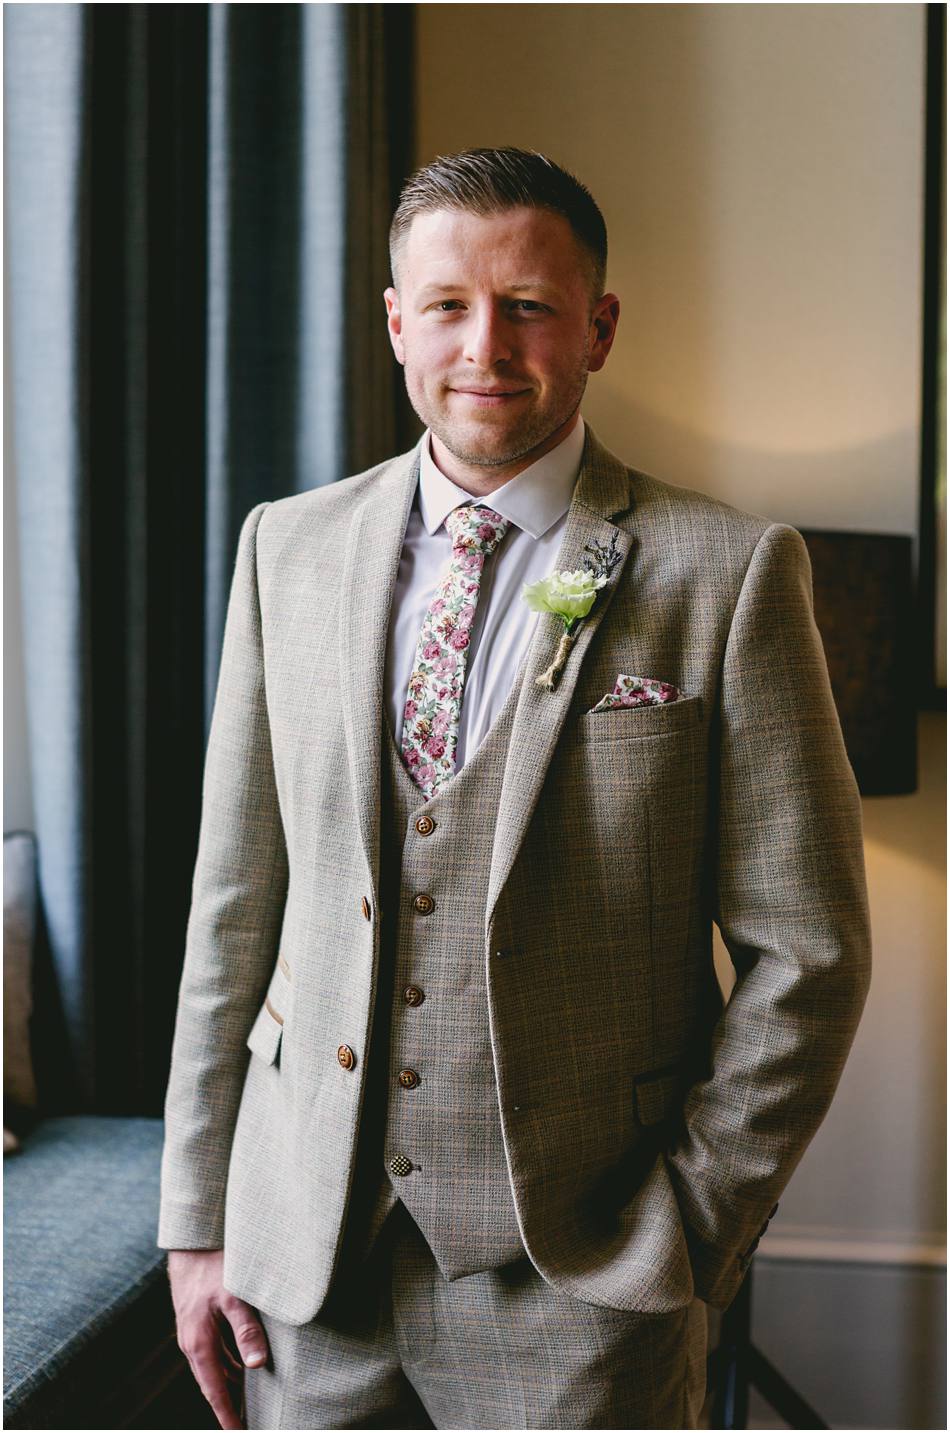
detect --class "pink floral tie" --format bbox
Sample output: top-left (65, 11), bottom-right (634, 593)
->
top-left (401, 503), bottom-right (511, 800)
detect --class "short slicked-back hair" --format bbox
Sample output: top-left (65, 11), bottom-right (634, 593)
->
top-left (389, 147), bottom-right (608, 301)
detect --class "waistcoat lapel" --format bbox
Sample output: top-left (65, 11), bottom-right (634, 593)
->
top-left (485, 427), bottom-right (636, 929)
top-left (338, 446), bottom-right (421, 901)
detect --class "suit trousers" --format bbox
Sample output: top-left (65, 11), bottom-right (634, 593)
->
top-left (243, 1201), bottom-right (708, 1430)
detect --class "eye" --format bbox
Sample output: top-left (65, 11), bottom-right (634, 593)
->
top-left (436, 300), bottom-right (463, 311)
top-left (512, 300), bottom-right (547, 313)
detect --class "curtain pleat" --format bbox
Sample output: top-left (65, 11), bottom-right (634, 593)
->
top-left (5, 2), bottom-right (414, 1115)
top-left (6, 3), bottom-right (90, 1106)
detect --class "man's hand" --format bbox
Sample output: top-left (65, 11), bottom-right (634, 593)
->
top-left (167, 1248), bottom-right (270, 1431)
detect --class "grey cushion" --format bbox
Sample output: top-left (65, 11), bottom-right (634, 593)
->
top-left (3, 1115), bottom-right (168, 1427)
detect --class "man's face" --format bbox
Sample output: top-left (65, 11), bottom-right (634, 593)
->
top-left (384, 206), bottom-right (619, 470)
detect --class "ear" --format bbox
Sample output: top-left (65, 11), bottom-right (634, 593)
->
top-left (384, 287), bottom-right (405, 365)
top-left (587, 294), bottom-right (620, 374)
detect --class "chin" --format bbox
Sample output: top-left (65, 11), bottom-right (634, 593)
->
top-left (446, 428), bottom-right (527, 467)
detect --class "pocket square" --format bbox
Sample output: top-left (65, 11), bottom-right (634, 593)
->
top-left (588, 673), bottom-right (684, 713)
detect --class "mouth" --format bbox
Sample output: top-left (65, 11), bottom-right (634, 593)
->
top-left (449, 388), bottom-right (531, 407)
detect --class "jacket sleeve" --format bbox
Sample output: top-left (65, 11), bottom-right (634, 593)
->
top-left (158, 501), bottom-right (289, 1249)
top-left (665, 522), bottom-right (872, 1309)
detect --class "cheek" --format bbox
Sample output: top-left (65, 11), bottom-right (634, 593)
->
top-left (525, 331), bottom-right (575, 375)
top-left (406, 335), bottom-right (456, 389)
top-left (540, 334), bottom-right (590, 385)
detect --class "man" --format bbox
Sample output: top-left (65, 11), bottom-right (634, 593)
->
top-left (159, 148), bottom-right (871, 1430)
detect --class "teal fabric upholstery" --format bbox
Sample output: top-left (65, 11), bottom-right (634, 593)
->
top-left (3, 1115), bottom-right (168, 1428)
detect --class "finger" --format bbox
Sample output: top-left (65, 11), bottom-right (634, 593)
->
top-left (221, 1352), bottom-right (244, 1385)
top-left (191, 1347), bottom-right (244, 1431)
top-left (219, 1334), bottom-right (244, 1374)
top-left (220, 1295), bottom-right (270, 1369)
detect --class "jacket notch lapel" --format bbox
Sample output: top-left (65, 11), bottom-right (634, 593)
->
top-left (338, 448), bottom-right (420, 897)
top-left (486, 428), bottom-right (636, 929)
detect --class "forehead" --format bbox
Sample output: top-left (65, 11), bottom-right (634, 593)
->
top-left (400, 206), bottom-right (587, 288)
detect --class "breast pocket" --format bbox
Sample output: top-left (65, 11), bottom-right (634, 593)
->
top-left (549, 688), bottom-right (707, 998)
top-left (574, 693), bottom-right (704, 743)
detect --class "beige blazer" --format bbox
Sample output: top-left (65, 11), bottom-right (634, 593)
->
top-left (158, 425), bottom-right (871, 1324)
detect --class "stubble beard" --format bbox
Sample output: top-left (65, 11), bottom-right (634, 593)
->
top-left (403, 355), bottom-right (591, 469)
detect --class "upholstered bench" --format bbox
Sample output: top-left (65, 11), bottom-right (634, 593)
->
top-left (3, 1115), bottom-right (180, 1428)
top-left (3, 832), bottom-right (212, 1430)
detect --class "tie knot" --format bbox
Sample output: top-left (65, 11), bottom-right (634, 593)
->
top-left (445, 504), bottom-right (510, 557)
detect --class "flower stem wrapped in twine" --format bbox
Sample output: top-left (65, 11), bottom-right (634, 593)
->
top-left (524, 544), bottom-right (622, 693)
top-left (535, 627), bottom-right (577, 690)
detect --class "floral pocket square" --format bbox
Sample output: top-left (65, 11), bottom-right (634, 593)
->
top-left (588, 673), bottom-right (684, 713)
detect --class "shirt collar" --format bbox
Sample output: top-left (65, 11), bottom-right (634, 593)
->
top-left (417, 416), bottom-right (585, 540)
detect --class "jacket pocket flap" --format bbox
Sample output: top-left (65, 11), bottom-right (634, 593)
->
top-left (246, 998), bottom-right (283, 1066)
top-left (634, 1068), bottom-right (681, 1126)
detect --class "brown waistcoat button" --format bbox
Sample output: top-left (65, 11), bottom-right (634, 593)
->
top-left (413, 892), bottom-right (435, 915)
top-left (361, 896), bottom-right (371, 921)
top-left (397, 1068), bottom-right (420, 1089)
top-left (415, 814), bottom-right (435, 836)
top-left (403, 985), bottom-right (425, 1006)
top-left (337, 1044), bottom-right (356, 1070)
top-left (389, 1154), bottom-right (413, 1177)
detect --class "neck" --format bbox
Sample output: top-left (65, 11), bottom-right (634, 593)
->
top-left (429, 411), bottom-right (580, 496)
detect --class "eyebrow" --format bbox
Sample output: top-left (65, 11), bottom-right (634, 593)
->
top-left (416, 281), bottom-right (560, 300)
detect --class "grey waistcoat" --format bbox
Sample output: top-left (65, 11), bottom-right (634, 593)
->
top-left (335, 672), bottom-right (527, 1284)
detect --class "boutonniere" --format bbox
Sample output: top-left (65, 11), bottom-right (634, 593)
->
top-left (522, 532), bottom-right (623, 689)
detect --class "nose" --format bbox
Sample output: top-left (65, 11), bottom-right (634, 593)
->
top-left (462, 303), bottom-right (513, 368)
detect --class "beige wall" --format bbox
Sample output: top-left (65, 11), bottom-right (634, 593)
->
top-left (417, 3), bottom-right (924, 532)
top-left (418, 6), bottom-right (944, 1424)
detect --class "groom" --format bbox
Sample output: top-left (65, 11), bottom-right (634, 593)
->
top-left (159, 148), bottom-right (871, 1429)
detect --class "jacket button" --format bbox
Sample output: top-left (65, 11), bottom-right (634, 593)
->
top-left (337, 1044), bottom-right (356, 1070)
top-left (413, 892), bottom-right (435, 915)
top-left (415, 814), bottom-right (435, 835)
top-left (397, 1067), bottom-right (420, 1088)
top-left (389, 1154), bottom-right (413, 1177)
top-left (403, 985), bottom-right (425, 1006)
top-left (361, 896), bottom-right (371, 921)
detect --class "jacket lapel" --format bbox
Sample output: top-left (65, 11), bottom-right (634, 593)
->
top-left (485, 428), bottom-right (635, 929)
top-left (338, 446), bottom-right (421, 900)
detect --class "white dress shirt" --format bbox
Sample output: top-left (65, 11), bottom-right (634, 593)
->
top-left (384, 416), bottom-right (586, 771)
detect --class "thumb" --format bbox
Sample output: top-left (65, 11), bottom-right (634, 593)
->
top-left (222, 1294), bottom-right (270, 1368)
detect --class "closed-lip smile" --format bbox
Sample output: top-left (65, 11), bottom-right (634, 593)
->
top-left (451, 386), bottom-right (529, 400)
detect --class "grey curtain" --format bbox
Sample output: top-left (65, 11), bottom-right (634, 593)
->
top-left (4, 2), bottom-right (415, 1115)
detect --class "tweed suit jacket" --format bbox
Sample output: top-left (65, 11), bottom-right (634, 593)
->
top-left (158, 424), bottom-right (871, 1326)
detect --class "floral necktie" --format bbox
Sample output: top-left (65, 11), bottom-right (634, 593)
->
top-left (401, 503), bottom-right (511, 800)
